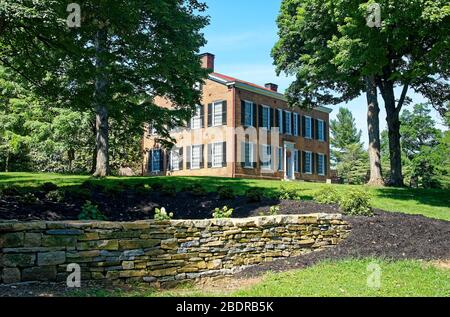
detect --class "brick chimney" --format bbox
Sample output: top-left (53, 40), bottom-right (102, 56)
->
top-left (265, 83), bottom-right (278, 92)
top-left (200, 53), bottom-right (215, 72)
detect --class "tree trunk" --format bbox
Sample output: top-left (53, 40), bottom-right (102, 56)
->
top-left (5, 151), bottom-right (9, 172)
top-left (92, 27), bottom-right (110, 177)
top-left (365, 76), bottom-right (384, 186)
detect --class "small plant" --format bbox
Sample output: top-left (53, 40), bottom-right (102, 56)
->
top-left (1, 185), bottom-right (20, 196)
top-left (78, 201), bottom-right (107, 220)
top-left (154, 207), bottom-right (173, 221)
top-left (191, 185), bottom-right (207, 197)
top-left (21, 192), bottom-right (39, 204)
top-left (269, 205), bottom-right (280, 215)
top-left (46, 190), bottom-right (65, 203)
top-left (41, 182), bottom-right (58, 193)
top-left (245, 187), bottom-right (264, 202)
top-left (278, 185), bottom-right (302, 200)
top-left (161, 184), bottom-right (177, 197)
top-left (212, 206), bottom-right (234, 219)
top-left (339, 189), bottom-right (373, 216)
top-left (313, 187), bottom-right (341, 204)
top-left (217, 186), bottom-right (235, 200)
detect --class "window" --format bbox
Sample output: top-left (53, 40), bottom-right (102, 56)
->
top-left (262, 106), bottom-right (271, 130)
top-left (191, 105), bottom-right (202, 129)
top-left (213, 101), bottom-right (223, 126)
top-left (318, 119), bottom-right (325, 141)
top-left (151, 149), bottom-right (161, 172)
top-left (293, 113), bottom-right (299, 136)
top-left (244, 101), bottom-right (253, 127)
top-left (278, 147), bottom-right (283, 171)
top-left (278, 109), bottom-right (283, 133)
top-left (305, 116), bottom-right (312, 139)
top-left (294, 150), bottom-right (299, 173)
top-left (285, 111), bottom-right (292, 135)
top-left (244, 142), bottom-right (254, 168)
top-left (191, 145), bottom-right (202, 169)
top-left (170, 149), bottom-right (180, 171)
top-left (212, 142), bottom-right (223, 168)
top-left (305, 151), bottom-right (312, 174)
top-left (318, 154), bottom-right (325, 175)
top-left (261, 145), bottom-right (272, 170)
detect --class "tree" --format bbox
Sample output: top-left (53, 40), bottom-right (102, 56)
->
top-left (330, 107), bottom-right (363, 164)
top-left (0, 0), bottom-right (209, 176)
top-left (336, 143), bottom-right (369, 185)
top-left (272, 0), bottom-right (384, 186)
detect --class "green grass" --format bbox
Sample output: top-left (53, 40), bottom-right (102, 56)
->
top-left (1, 172), bottom-right (449, 221)
top-left (68, 259), bottom-right (450, 297)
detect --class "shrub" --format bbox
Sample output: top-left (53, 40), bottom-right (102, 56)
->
top-left (46, 190), bottom-right (65, 203)
top-left (213, 206), bottom-right (233, 219)
top-left (65, 187), bottom-right (91, 201)
top-left (21, 192), bottom-right (39, 204)
top-left (217, 186), bottom-right (235, 200)
top-left (313, 187), bottom-right (341, 204)
top-left (151, 182), bottom-right (163, 191)
top-left (161, 184), bottom-right (177, 197)
top-left (278, 185), bottom-right (302, 200)
top-left (78, 201), bottom-right (107, 220)
top-left (339, 189), bottom-right (373, 216)
top-left (133, 183), bottom-right (151, 195)
top-left (154, 207), bottom-right (173, 221)
top-left (191, 185), bottom-right (207, 197)
top-left (245, 187), bottom-right (264, 202)
top-left (40, 182), bottom-right (58, 193)
top-left (0, 185), bottom-right (20, 196)
top-left (269, 205), bottom-right (280, 215)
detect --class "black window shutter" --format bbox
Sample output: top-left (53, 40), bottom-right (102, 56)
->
top-left (200, 105), bottom-right (205, 128)
top-left (241, 100), bottom-right (246, 126)
top-left (207, 144), bottom-right (212, 168)
top-left (159, 149), bottom-right (164, 172)
top-left (222, 142), bottom-right (227, 167)
top-left (187, 117), bottom-right (191, 129)
top-left (179, 147), bottom-right (184, 170)
top-left (270, 108), bottom-right (274, 129)
top-left (148, 151), bottom-right (153, 172)
top-left (240, 142), bottom-right (245, 168)
top-left (186, 146), bottom-right (191, 170)
top-left (258, 105), bottom-right (263, 128)
top-left (302, 151), bottom-right (306, 173)
top-left (252, 103), bottom-right (257, 127)
top-left (297, 150), bottom-right (301, 173)
top-left (311, 153), bottom-right (316, 174)
top-left (207, 103), bottom-right (213, 127)
top-left (282, 111), bottom-right (286, 134)
top-left (313, 119), bottom-right (318, 139)
top-left (222, 101), bottom-right (227, 126)
top-left (301, 116), bottom-right (306, 137)
top-left (291, 113), bottom-right (294, 134)
top-left (297, 114), bottom-right (301, 136)
top-left (275, 109), bottom-right (279, 128)
top-left (324, 154), bottom-right (328, 175)
top-left (323, 122), bottom-right (327, 141)
top-left (253, 143), bottom-right (258, 168)
top-left (201, 145), bottom-right (205, 168)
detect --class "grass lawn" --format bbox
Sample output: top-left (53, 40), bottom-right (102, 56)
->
top-left (69, 259), bottom-right (450, 297)
top-left (1, 172), bottom-right (449, 221)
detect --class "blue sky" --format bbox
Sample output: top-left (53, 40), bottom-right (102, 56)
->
top-left (200, 0), bottom-right (444, 147)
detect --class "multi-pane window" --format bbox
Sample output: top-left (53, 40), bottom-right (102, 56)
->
top-left (294, 150), bottom-right (299, 173)
top-left (191, 145), bottom-right (202, 169)
top-left (278, 109), bottom-right (283, 133)
top-left (213, 101), bottom-right (223, 126)
top-left (305, 151), bottom-right (312, 174)
top-left (152, 149), bottom-right (161, 172)
top-left (170, 149), bottom-right (180, 171)
top-left (244, 101), bottom-right (253, 127)
top-left (318, 154), bottom-right (325, 175)
top-left (191, 105), bottom-right (202, 129)
top-left (305, 116), bottom-right (312, 139)
top-left (318, 119), bottom-right (325, 141)
top-left (293, 113), bottom-right (299, 136)
top-left (262, 106), bottom-right (270, 130)
top-left (244, 142), bottom-right (254, 168)
top-left (278, 147), bottom-right (283, 171)
top-left (261, 145), bottom-right (272, 170)
top-left (285, 111), bottom-right (292, 135)
top-left (212, 142), bottom-right (223, 168)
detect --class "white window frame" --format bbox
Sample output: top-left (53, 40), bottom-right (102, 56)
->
top-left (212, 142), bottom-right (223, 168)
top-left (285, 111), bottom-right (292, 135)
top-left (278, 109), bottom-right (283, 133)
top-left (293, 113), bottom-right (299, 137)
top-left (244, 100), bottom-right (254, 127)
top-left (294, 150), bottom-right (299, 173)
top-left (318, 153), bottom-right (325, 176)
top-left (305, 116), bottom-right (312, 139)
top-left (278, 147), bottom-right (283, 171)
top-left (190, 145), bottom-right (202, 170)
top-left (212, 101), bottom-right (223, 127)
top-left (305, 151), bottom-right (312, 174)
top-left (151, 149), bottom-right (161, 172)
top-left (170, 149), bottom-right (180, 171)
top-left (190, 105), bottom-right (202, 130)
top-left (318, 119), bottom-right (325, 141)
top-left (261, 145), bottom-right (272, 171)
top-left (261, 105), bottom-right (271, 130)
top-left (244, 142), bottom-right (254, 169)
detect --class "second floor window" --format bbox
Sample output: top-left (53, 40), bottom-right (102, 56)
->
top-left (213, 101), bottom-right (223, 126)
top-left (191, 105), bottom-right (202, 129)
top-left (318, 119), bottom-right (325, 141)
top-left (244, 101), bottom-right (253, 127)
top-left (191, 145), bottom-right (202, 169)
top-left (278, 109), bottom-right (283, 133)
top-left (262, 106), bottom-right (270, 130)
top-left (304, 151), bottom-right (312, 174)
top-left (305, 116), bottom-right (312, 139)
top-left (293, 113), bottom-right (299, 136)
top-left (285, 111), bottom-right (292, 135)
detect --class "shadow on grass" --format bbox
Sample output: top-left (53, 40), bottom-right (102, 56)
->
top-left (373, 186), bottom-right (450, 210)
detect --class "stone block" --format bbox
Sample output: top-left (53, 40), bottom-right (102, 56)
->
top-left (37, 251), bottom-right (66, 266)
top-left (0, 232), bottom-right (24, 248)
top-left (2, 268), bottom-right (21, 284)
top-left (24, 233), bottom-right (42, 247)
top-left (42, 235), bottom-right (76, 248)
top-left (22, 266), bottom-right (57, 282)
top-left (2, 253), bottom-right (36, 267)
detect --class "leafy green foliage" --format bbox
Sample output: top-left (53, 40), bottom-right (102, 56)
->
top-left (20, 192), bottom-right (38, 204)
top-left (268, 205), bottom-right (280, 216)
top-left (45, 189), bottom-right (65, 203)
top-left (41, 182), bottom-right (58, 193)
top-left (78, 201), bottom-right (107, 221)
top-left (154, 207), bottom-right (173, 221)
top-left (313, 188), bottom-right (341, 205)
top-left (245, 187), bottom-right (264, 203)
top-left (339, 189), bottom-right (373, 216)
top-left (161, 184), bottom-right (177, 197)
top-left (191, 185), bottom-right (207, 197)
top-left (217, 186), bottom-right (235, 200)
top-left (278, 185), bottom-right (302, 200)
top-left (212, 206), bottom-right (234, 219)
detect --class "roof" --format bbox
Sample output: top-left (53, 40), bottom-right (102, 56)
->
top-left (208, 72), bottom-right (333, 114)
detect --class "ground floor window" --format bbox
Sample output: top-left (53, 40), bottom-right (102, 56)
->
top-left (170, 149), bottom-right (180, 171)
top-left (151, 149), bottom-right (161, 172)
top-left (305, 151), bottom-right (312, 174)
top-left (278, 147), bottom-right (283, 171)
top-left (191, 145), bottom-right (202, 169)
top-left (244, 142), bottom-right (254, 168)
top-left (318, 153), bottom-right (325, 175)
top-left (212, 142), bottom-right (223, 168)
top-left (294, 150), bottom-right (299, 173)
top-left (261, 145), bottom-right (272, 170)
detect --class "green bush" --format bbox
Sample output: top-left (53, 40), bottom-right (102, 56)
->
top-left (213, 206), bottom-right (234, 219)
top-left (245, 187), bottom-right (264, 202)
top-left (46, 190), bottom-right (65, 203)
top-left (161, 184), bottom-right (177, 197)
top-left (40, 182), bottom-right (58, 193)
top-left (313, 187), bottom-right (341, 204)
top-left (78, 201), bottom-right (107, 220)
top-left (269, 205), bottom-right (280, 215)
top-left (151, 182), bottom-right (164, 191)
top-left (278, 185), bottom-right (302, 200)
top-left (0, 185), bottom-right (20, 196)
top-left (191, 185), bottom-right (207, 197)
top-left (154, 207), bottom-right (173, 221)
top-left (339, 189), bottom-right (373, 216)
top-left (21, 192), bottom-right (39, 204)
top-left (217, 186), bottom-right (235, 200)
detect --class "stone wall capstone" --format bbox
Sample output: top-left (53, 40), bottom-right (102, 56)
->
top-left (0, 214), bottom-right (351, 285)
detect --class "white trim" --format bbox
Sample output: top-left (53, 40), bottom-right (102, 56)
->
top-left (190, 144), bottom-right (202, 170)
top-left (211, 142), bottom-right (223, 168)
top-left (169, 149), bottom-right (180, 171)
top-left (212, 101), bottom-right (224, 127)
top-left (190, 105), bottom-right (202, 130)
